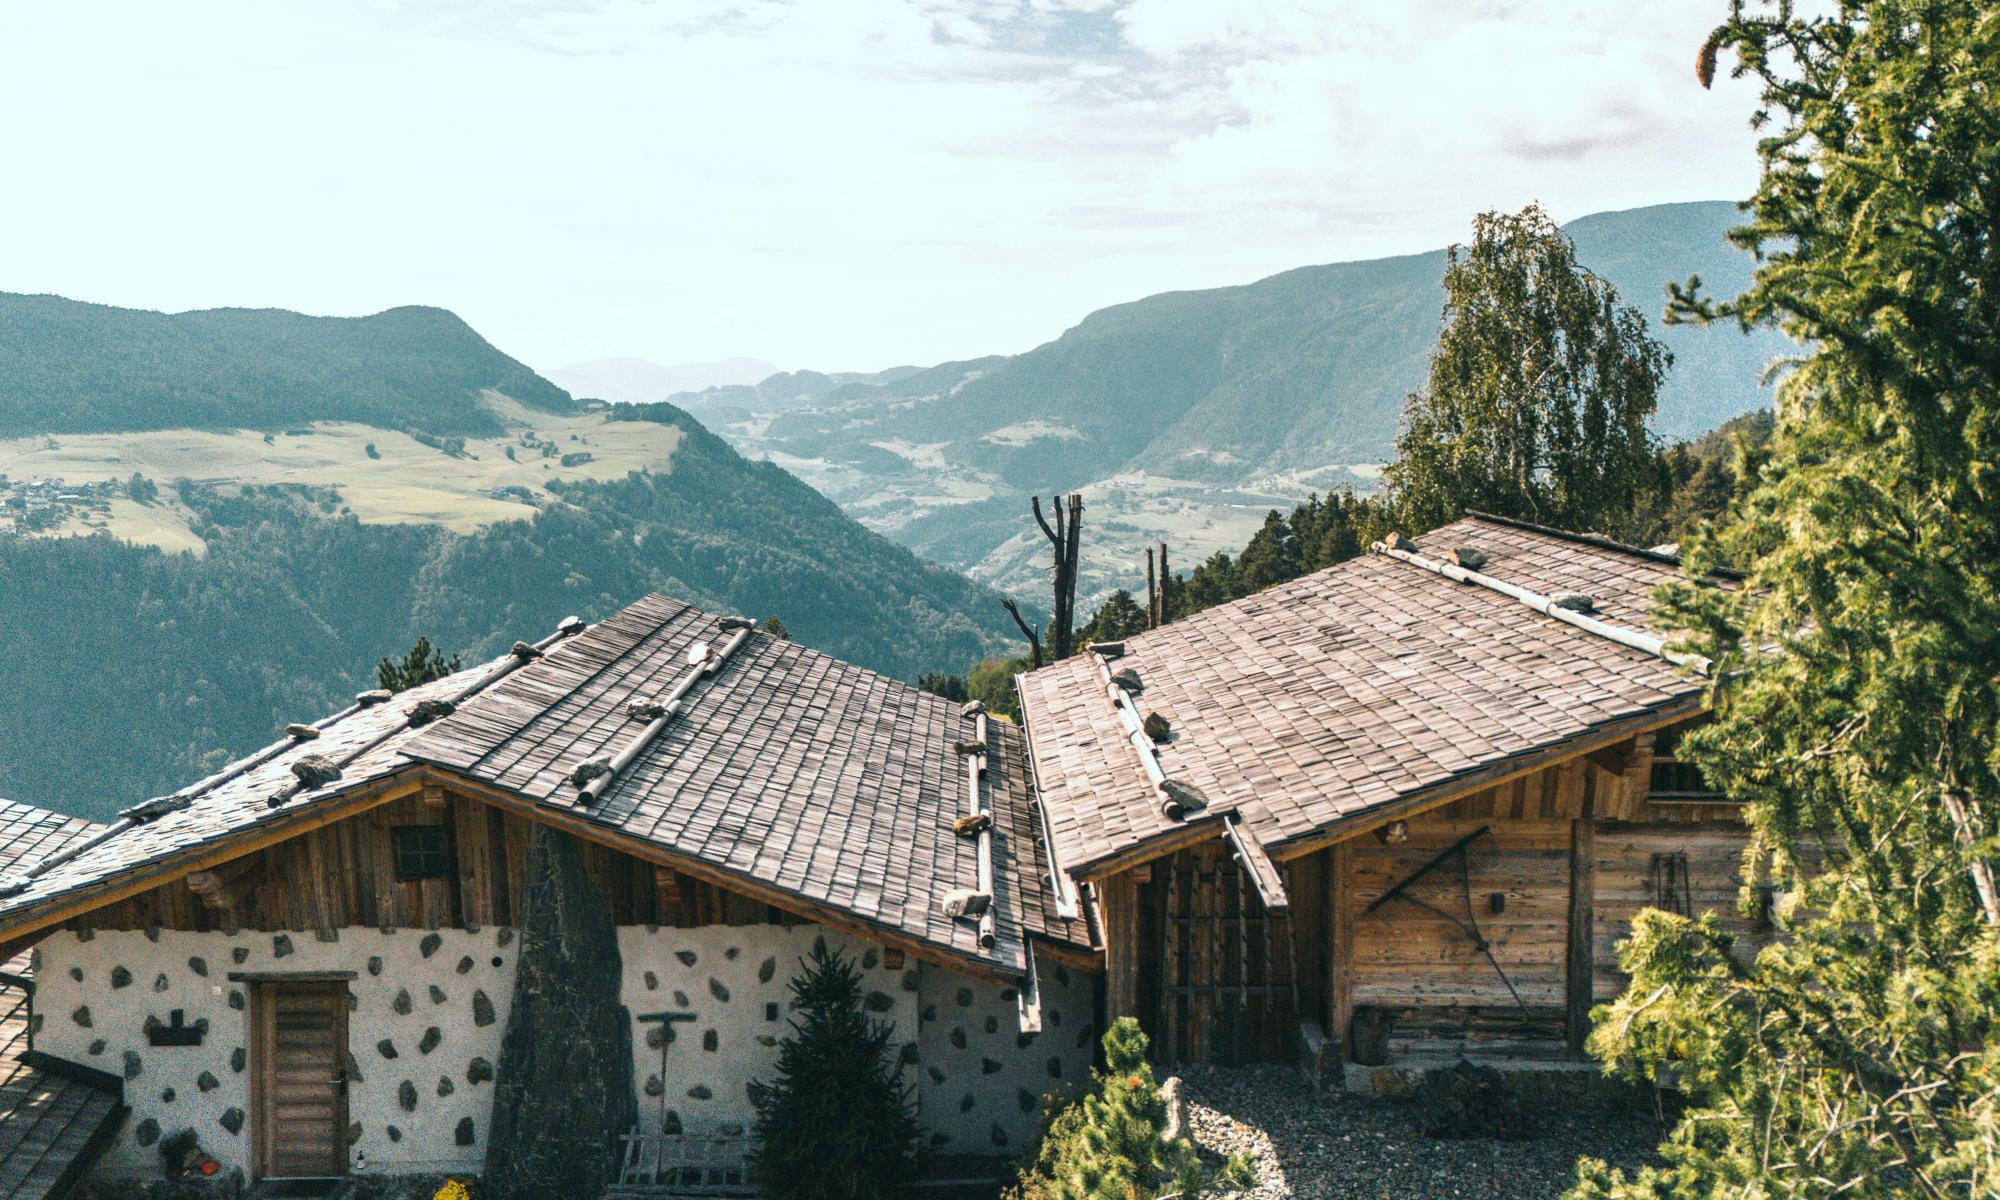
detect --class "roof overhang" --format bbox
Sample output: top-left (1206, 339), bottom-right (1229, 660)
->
top-left (0, 763), bottom-right (1033, 988)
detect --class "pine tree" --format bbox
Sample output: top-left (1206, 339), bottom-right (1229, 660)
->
top-left (1016, 1019), bottom-right (1251, 1200)
top-left (1234, 511), bottom-right (1298, 594)
top-left (1388, 203), bottom-right (1668, 538)
top-left (1076, 590), bottom-right (1147, 647)
top-left (762, 615), bottom-right (793, 640)
top-left (376, 635), bottom-right (462, 693)
top-left (1573, 4), bottom-right (2000, 1197)
top-left (749, 940), bottom-right (922, 1200)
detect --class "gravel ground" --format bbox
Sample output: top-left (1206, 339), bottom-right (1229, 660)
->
top-left (1180, 1065), bottom-right (1668, 1200)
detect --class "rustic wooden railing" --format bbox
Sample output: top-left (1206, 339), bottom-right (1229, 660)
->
top-left (609, 1130), bottom-right (754, 1197)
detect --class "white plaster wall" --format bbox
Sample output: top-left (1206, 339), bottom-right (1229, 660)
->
top-left (37, 924), bottom-right (1098, 1181)
top-left (914, 956), bottom-right (1097, 1153)
top-left (35, 926), bottom-right (517, 1177)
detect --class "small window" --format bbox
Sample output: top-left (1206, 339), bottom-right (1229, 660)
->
top-left (1648, 724), bottom-right (1728, 802)
top-left (392, 825), bottom-right (452, 882)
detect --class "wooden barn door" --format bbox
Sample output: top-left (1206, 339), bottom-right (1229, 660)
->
top-left (251, 980), bottom-right (350, 1181)
top-left (1153, 844), bottom-right (1298, 1065)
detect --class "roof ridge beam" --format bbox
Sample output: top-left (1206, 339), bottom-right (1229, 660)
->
top-left (1222, 812), bottom-right (1289, 913)
top-left (1372, 538), bottom-right (1712, 676)
top-left (1090, 652), bottom-right (1207, 820)
top-left (1012, 672), bottom-right (1081, 921)
top-left (572, 621), bottom-right (755, 806)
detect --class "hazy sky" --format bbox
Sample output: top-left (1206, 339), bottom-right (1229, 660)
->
top-left (0, 2), bottom-right (1764, 375)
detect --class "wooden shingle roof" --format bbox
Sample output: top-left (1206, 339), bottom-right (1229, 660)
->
top-left (0, 598), bottom-right (1086, 980)
top-left (0, 985), bottom-right (123, 1200)
top-left (1018, 514), bottom-right (1710, 877)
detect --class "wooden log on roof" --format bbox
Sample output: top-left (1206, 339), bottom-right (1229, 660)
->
top-left (188, 857), bottom-right (267, 910)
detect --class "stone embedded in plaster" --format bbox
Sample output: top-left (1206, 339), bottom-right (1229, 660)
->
top-left (145, 928), bottom-right (161, 943)
top-left (456, 956), bottom-right (473, 975)
top-left (161, 1088), bottom-right (175, 1103)
top-left (88, 1039), bottom-right (105, 1056)
top-left (643, 971), bottom-right (658, 991)
top-left (955, 988), bottom-right (972, 1007)
top-left (948, 1029), bottom-right (966, 1050)
top-left (378, 1039), bottom-right (399, 1060)
top-left (958, 1094), bottom-right (973, 1113)
top-left (661, 1111), bottom-right (681, 1136)
top-left (429, 985), bottom-right (447, 1006)
top-left (221, 1107), bottom-right (244, 1135)
top-left (645, 1026), bottom-right (665, 1050)
top-left (644, 1075), bottom-right (664, 1097)
top-left (468, 1057), bottom-right (493, 1085)
top-left (921, 1005), bottom-right (936, 1023)
top-left (393, 989), bottom-right (414, 1015)
top-left (456, 1117), bottom-right (477, 1147)
top-left (473, 990), bottom-right (495, 1027)
top-left (387, 1126), bottom-right (402, 1143)
top-left (981, 1059), bottom-right (1001, 1075)
top-left (674, 990), bottom-right (690, 1007)
top-left (228, 991), bottom-right (245, 1011)
top-left (927, 1068), bottom-right (944, 1084)
top-left (718, 1122), bottom-right (744, 1138)
top-left (187, 956), bottom-right (208, 977)
top-left (367, 956), bottom-right (383, 976)
top-left (134, 1118), bottom-right (160, 1147)
top-left (866, 992), bottom-right (894, 1013)
top-left (990, 1124), bottom-right (1008, 1147)
top-left (708, 978), bottom-right (729, 1002)
top-left (676, 951), bottom-right (696, 967)
top-left (348, 1122), bottom-right (362, 1144)
top-left (123, 1051), bottom-right (141, 1079)
top-left (71, 1006), bottom-right (91, 1028)
top-left (231, 1048), bottom-right (246, 1073)
top-left (862, 949), bottom-right (878, 969)
top-left (984, 1016), bottom-right (997, 1035)
top-left (346, 1054), bottom-right (364, 1085)
top-left (1076, 1026), bottom-right (1092, 1049)
top-left (272, 935), bottom-right (293, 958)
top-left (725, 947), bottom-right (739, 961)
top-left (702, 1030), bottom-right (718, 1052)
top-left (438, 1076), bottom-right (455, 1097)
top-left (497, 927), bottom-right (514, 948)
top-left (757, 958), bottom-right (775, 984)
top-left (67, 967), bottom-right (82, 982)
top-left (902, 971), bottom-right (919, 992)
top-left (398, 1080), bottom-right (417, 1112)
top-left (756, 1035), bottom-right (776, 1048)
top-left (232, 948), bottom-right (249, 965)
top-left (688, 1084), bottom-right (712, 1100)
top-left (420, 933), bottom-right (441, 959)
top-left (898, 1045), bottom-right (919, 1066)
top-left (198, 1070), bottom-right (220, 1092)
top-left (110, 967), bottom-right (131, 989)
top-left (75, 929), bottom-right (92, 942)
top-left (1017, 1089), bottom-right (1036, 1112)
top-left (419, 1027), bottom-right (442, 1055)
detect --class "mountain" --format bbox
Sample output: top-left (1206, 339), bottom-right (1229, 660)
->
top-left (0, 294), bottom-right (574, 438)
top-left (0, 297), bottom-right (1020, 820)
top-left (672, 201), bottom-right (1795, 596)
top-left (545, 356), bottom-right (779, 405)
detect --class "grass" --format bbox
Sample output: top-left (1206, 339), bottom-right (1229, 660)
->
top-left (0, 392), bottom-right (681, 553)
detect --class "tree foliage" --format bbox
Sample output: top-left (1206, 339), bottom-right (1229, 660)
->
top-left (1573, 4), bottom-right (2000, 1197)
top-left (1388, 204), bottom-right (1670, 538)
top-left (749, 940), bottom-right (922, 1200)
top-left (376, 636), bottom-right (462, 693)
top-left (1009, 1019), bottom-right (1251, 1200)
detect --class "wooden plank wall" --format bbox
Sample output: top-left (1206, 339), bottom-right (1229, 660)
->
top-left (1136, 843), bottom-right (1298, 1066)
top-left (62, 791), bottom-right (794, 935)
top-left (1591, 822), bottom-right (1762, 1001)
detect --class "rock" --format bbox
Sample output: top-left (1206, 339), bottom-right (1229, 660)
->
top-left (378, 1039), bottom-right (399, 1060)
top-left (286, 723), bottom-right (321, 740)
top-left (1550, 592), bottom-right (1597, 614)
top-left (229, 990), bottom-right (245, 1011)
top-left (220, 1107), bottom-right (244, 1135)
top-left (708, 978), bottom-right (729, 1002)
top-left (398, 1080), bottom-right (417, 1112)
top-left (473, 989), bottom-right (496, 1027)
top-left (940, 888), bottom-right (992, 919)
top-left (419, 932), bottom-right (442, 958)
top-left (71, 1005), bottom-right (91, 1028)
top-left (643, 971), bottom-right (658, 990)
top-left (367, 955), bottom-right (383, 976)
top-left (467, 1057), bottom-right (493, 1085)
top-left (952, 812), bottom-right (991, 837)
top-left (702, 1029), bottom-right (718, 1052)
top-left (88, 1039), bottom-right (104, 1056)
top-left (110, 966), bottom-right (131, 989)
top-left (865, 991), bottom-right (894, 1013)
top-left (1144, 711), bottom-right (1173, 741)
top-left (1161, 1076), bottom-right (1187, 1141)
top-left (1451, 547), bottom-right (1488, 570)
top-left (231, 1047), bottom-right (246, 1072)
top-left (122, 1051), bottom-right (141, 1079)
top-left (457, 956), bottom-right (474, 975)
top-left (407, 698), bottom-right (457, 727)
top-left (290, 754), bottom-right (342, 789)
top-left (676, 951), bottom-right (697, 968)
top-left (187, 956), bottom-right (208, 977)
top-left (456, 1117), bottom-right (477, 1146)
top-left (644, 1075), bottom-right (664, 1097)
top-left (981, 1058), bottom-right (1002, 1074)
top-left (438, 1075), bottom-right (455, 1097)
top-left (198, 1070), bottom-right (219, 1093)
top-left (569, 757), bottom-right (612, 788)
top-left (393, 989), bottom-right (413, 1015)
top-left (134, 1117), bottom-right (161, 1147)
top-left (758, 957), bottom-right (776, 983)
top-left (355, 688), bottom-right (393, 706)
top-left (272, 934), bottom-right (293, 958)
top-left (387, 1125), bottom-right (402, 1143)
top-left (430, 985), bottom-right (448, 1005)
top-left (1018, 1087), bottom-right (1038, 1113)
top-left (232, 947), bottom-right (249, 965)
top-left (419, 1026), bottom-right (442, 1055)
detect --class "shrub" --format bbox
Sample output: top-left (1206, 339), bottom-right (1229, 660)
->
top-left (1009, 1018), bottom-right (1253, 1200)
top-left (749, 939), bottom-right (922, 1200)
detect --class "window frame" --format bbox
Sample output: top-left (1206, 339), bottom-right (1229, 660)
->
top-left (390, 824), bottom-right (454, 883)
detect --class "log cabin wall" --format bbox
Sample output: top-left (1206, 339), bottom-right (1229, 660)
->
top-left (60, 789), bottom-right (795, 936)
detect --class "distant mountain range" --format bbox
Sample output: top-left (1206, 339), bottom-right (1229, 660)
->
top-left (667, 201), bottom-right (1795, 595)
top-left (0, 294), bottom-right (572, 438)
top-left (545, 356), bottom-right (780, 406)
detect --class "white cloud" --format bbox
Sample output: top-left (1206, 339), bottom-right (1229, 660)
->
top-left (0, 0), bottom-right (1761, 372)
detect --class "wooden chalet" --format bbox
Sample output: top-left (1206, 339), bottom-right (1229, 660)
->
top-left (0, 600), bottom-right (1094, 1186)
top-left (1015, 513), bottom-right (1759, 1085)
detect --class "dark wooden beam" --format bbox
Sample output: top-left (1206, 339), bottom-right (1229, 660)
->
top-left (1566, 813), bottom-right (1597, 1058)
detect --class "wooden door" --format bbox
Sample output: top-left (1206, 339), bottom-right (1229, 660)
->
top-left (1149, 845), bottom-right (1299, 1065)
top-left (251, 981), bottom-right (349, 1180)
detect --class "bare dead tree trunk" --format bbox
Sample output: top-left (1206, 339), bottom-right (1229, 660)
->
top-left (1031, 494), bottom-right (1084, 659)
top-left (1152, 548), bottom-right (1168, 632)
top-left (1157, 542), bottom-right (1171, 626)
top-left (1000, 598), bottom-right (1043, 669)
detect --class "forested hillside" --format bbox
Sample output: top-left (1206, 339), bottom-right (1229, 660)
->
top-left (0, 402), bottom-right (1016, 820)
top-left (675, 201), bottom-right (1796, 595)
top-left (0, 294), bottom-right (574, 437)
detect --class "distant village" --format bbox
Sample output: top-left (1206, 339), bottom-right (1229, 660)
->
top-left (0, 474), bottom-right (123, 538)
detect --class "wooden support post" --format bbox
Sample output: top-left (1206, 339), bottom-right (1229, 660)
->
top-left (1101, 872), bottom-right (1140, 1023)
top-left (188, 856), bottom-right (267, 911)
top-left (1328, 840), bottom-right (1354, 1063)
top-left (1566, 813), bottom-right (1597, 1057)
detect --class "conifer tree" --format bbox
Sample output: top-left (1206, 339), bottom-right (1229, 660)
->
top-left (1016, 1019), bottom-right (1251, 1200)
top-left (750, 940), bottom-right (921, 1200)
top-left (1573, 4), bottom-right (2000, 1196)
top-left (376, 635), bottom-right (462, 692)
